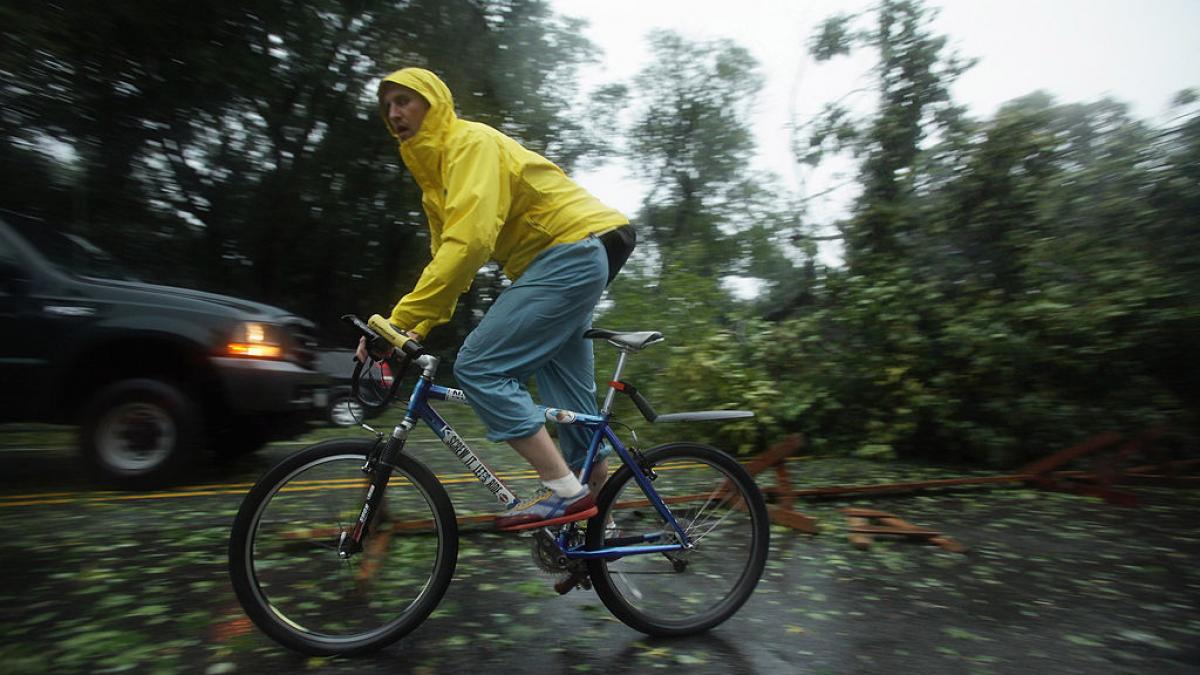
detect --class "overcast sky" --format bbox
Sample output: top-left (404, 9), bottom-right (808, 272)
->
top-left (551, 0), bottom-right (1200, 230)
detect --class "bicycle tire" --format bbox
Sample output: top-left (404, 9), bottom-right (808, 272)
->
top-left (585, 442), bottom-right (769, 636)
top-left (228, 438), bottom-right (458, 655)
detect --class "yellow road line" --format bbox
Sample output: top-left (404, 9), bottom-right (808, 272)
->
top-left (0, 469), bottom-right (543, 508)
top-left (0, 456), bottom-right (809, 508)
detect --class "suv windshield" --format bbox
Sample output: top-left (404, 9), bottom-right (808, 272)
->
top-left (6, 215), bottom-right (138, 281)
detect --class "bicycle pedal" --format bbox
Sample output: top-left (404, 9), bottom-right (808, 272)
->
top-left (554, 570), bottom-right (589, 595)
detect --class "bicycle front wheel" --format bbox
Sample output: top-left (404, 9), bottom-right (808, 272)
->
top-left (586, 442), bottom-right (769, 636)
top-left (228, 439), bottom-right (458, 655)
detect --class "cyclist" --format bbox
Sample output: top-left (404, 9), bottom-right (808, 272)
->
top-left (364, 67), bottom-right (636, 531)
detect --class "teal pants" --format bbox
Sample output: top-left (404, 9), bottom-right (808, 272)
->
top-left (454, 237), bottom-right (609, 470)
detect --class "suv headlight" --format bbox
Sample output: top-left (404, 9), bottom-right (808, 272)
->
top-left (226, 321), bottom-right (285, 359)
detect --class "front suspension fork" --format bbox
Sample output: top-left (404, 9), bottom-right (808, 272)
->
top-left (338, 429), bottom-right (406, 558)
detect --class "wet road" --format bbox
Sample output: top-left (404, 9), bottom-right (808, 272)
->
top-left (1, 423), bottom-right (1198, 674)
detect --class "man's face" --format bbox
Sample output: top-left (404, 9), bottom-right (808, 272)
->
top-left (380, 84), bottom-right (430, 141)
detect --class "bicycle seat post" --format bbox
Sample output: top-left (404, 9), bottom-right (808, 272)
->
top-left (600, 349), bottom-right (631, 415)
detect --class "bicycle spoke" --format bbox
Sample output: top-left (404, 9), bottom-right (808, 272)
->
top-left (683, 504), bottom-right (738, 543)
top-left (684, 482), bottom-right (727, 527)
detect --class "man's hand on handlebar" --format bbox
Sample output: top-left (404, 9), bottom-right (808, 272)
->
top-left (355, 329), bottom-right (423, 363)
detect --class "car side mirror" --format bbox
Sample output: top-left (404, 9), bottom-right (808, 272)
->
top-left (0, 259), bottom-right (32, 296)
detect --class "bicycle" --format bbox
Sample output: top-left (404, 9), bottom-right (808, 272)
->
top-left (228, 314), bottom-right (770, 656)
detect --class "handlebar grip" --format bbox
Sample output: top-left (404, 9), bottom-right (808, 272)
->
top-left (367, 314), bottom-right (424, 357)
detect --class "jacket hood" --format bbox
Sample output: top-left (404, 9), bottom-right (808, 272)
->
top-left (378, 67), bottom-right (457, 145)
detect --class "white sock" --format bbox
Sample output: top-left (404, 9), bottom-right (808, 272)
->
top-left (543, 473), bottom-right (585, 498)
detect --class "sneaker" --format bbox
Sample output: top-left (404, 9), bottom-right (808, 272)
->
top-left (495, 487), bottom-right (597, 532)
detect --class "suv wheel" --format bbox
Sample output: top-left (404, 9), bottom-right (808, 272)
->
top-left (81, 378), bottom-right (200, 489)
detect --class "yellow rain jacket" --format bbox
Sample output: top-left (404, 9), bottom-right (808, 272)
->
top-left (380, 68), bottom-right (628, 338)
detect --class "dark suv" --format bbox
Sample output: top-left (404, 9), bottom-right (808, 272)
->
top-left (0, 212), bottom-right (330, 488)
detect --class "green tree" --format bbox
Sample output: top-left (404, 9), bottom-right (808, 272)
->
top-left (779, 0), bottom-right (976, 459)
top-left (777, 0), bottom-right (1198, 464)
top-left (592, 32), bottom-right (805, 454)
top-left (803, 0), bottom-right (973, 274)
top-left (624, 30), bottom-right (764, 277)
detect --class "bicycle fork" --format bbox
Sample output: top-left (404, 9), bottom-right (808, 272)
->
top-left (338, 425), bottom-right (409, 558)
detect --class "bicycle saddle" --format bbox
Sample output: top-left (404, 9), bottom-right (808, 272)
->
top-left (584, 328), bottom-right (664, 351)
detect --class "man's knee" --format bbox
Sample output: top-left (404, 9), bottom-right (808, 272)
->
top-left (454, 348), bottom-right (484, 390)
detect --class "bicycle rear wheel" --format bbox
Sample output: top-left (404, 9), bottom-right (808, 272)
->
top-left (228, 439), bottom-right (457, 655)
top-left (585, 442), bottom-right (769, 636)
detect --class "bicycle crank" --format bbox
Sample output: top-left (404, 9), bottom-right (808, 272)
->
top-left (531, 528), bottom-right (591, 594)
top-left (531, 528), bottom-right (568, 572)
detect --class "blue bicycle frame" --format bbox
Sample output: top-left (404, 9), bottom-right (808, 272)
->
top-left (393, 360), bottom-right (692, 561)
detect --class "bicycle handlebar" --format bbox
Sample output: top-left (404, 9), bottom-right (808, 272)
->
top-left (366, 314), bottom-right (426, 358)
top-left (339, 314), bottom-right (422, 412)
top-left (340, 313), bottom-right (425, 360)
